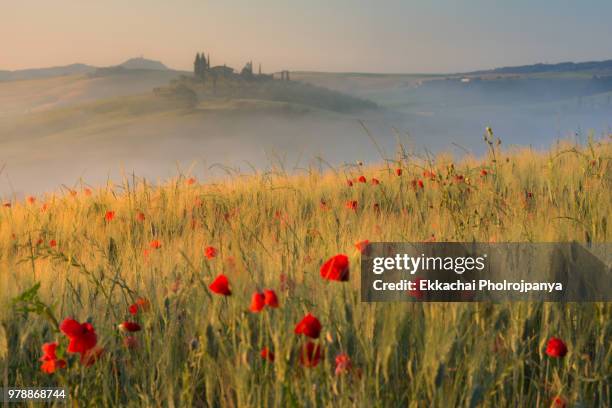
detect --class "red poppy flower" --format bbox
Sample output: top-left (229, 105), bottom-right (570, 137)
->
top-left (205, 246), bottom-right (218, 259)
top-left (60, 318), bottom-right (97, 356)
top-left (123, 336), bottom-right (139, 350)
top-left (186, 177), bottom-right (197, 185)
top-left (335, 353), bottom-right (352, 375)
top-left (345, 200), bottom-right (358, 211)
top-left (551, 396), bottom-right (567, 408)
top-left (354, 240), bottom-right (370, 254)
top-left (249, 291), bottom-right (266, 312)
top-left (263, 289), bottom-right (279, 308)
top-left (346, 180), bottom-right (354, 187)
top-left (480, 169), bottom-right (488, 177)
top-left (320, 254), bottom-right (349, 282)
top-left (260, 347), bottom-right (275, 362)
top-left (371, 178), bottom-right (380, 185)
top-left (49, 239), bottom-right (57, 248)
top-left (545, 337), bottom-right (568, 358)
top-left (129, 297), bottom-right (150, 315)
top-left (395, 168), bottom-right (402, 176)
top-left (118, 321), bottom-right (142, 332)
top-left (357, 175), bottom-right (367, 183)
top-left (39, 342), bottom-right (66, 374)
top-left (209, 274), bottom-right (231, 296)
top-left (84, 188), bottom-right (93, 196)
top-left (136, 212), bottom-right (146, 222)
top-left (294, 313), bottom-right (322, 339)
top-left (418, 179), bottom-right (424, 189)
top-left (27, 196), bottom-right (36, 204)
top-left (105, 211), bottom-right (115, 222)
top-left (300, 341), bottom-right (323, 367)
top-left (128, 303), bottom-right (138, 315)
top-left (149, 239), bottom-right (162, 249)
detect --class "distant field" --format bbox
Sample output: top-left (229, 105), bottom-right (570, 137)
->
top-left (0, 70), bottom-right (184, 117)
top-left (1, 136), bottom-right (610, 406)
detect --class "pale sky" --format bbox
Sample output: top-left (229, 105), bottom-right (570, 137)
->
top-left (2, 0), bottom-right (611, 73)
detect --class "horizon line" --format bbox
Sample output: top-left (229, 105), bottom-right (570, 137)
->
top-left (2, 56), bottom-right (612, 77)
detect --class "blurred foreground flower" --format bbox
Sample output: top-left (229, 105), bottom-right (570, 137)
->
top-left (60, 318), bottom-right (103, 366)
top-left (60, 318), bottom-right (97, 357)
top-left (205, 246), bottom-right (218, 259)
top-left (551, 396), bottom-right (567, 408)
top-left (263, 289), bottom-right (279, 308)
top-left (39, 342), bottom-right (66, 374)
top-left (129, 298), bottom-right (150, 315)
top-left (335, 353), bottom-right (352, 375)
top-left (209, 274), bottom-right (231, 296)
top-left (249, 292), bottom-right (265, 312)
top-left (300, 342), bottom-right (323, 367)
top-left (545, 337), bottom-right (568, 358)
top-left (320, 254), bottom-right (349, 282)
top-left (295, 313), bottom-right (322, 339)
top-left (354, 240), bottom-right (370, 254)
top-left (260, 347), bottom-right (275, 362)
top-left (118, 321), bottom-right (142, 332)
top-left (345, 200), bottom-right (358, 211)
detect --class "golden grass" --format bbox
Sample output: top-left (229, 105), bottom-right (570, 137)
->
top-left (0, 136), bottom-right (610, 406)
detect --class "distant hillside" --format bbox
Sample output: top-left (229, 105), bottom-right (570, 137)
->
top-left (470, 59), bottom-right (612, 75)
top-left (119, 57), bottom-right (168, 71)
top-left (0, 63), bottom-right (96, 81)
top-left (0, 69), bottom-right (185, 116)
top-left (0, 57), bottom-right (171, 82)
top-left (158, 76), bottom-right (378, 113)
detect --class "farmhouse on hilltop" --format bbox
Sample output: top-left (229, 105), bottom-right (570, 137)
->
top-left (192, 52), bottom-right (282, 82)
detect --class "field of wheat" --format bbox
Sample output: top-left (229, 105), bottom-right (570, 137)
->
top-left (1, 134), bottom-right (610, 407)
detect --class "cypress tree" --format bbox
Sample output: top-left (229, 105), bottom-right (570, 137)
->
top-left (194, 53), bottom-right (201, 76)
top-left (202, 53), bottom-right (208, 81)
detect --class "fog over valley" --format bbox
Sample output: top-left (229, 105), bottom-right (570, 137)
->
top-left (1, 58), bottom-right (611, 197)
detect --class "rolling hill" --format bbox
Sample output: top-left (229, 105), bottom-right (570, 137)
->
top-left (468, 59), bottom-right (612, 76)
top-left (0, 63), bottom-right (96, 82)
top-left (0, 57), bottom-right (175, 82)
